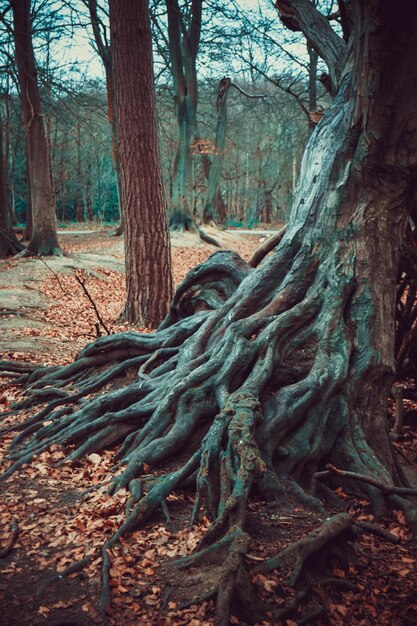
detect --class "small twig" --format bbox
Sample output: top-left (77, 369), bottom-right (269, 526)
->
top-left (0, 517), bottom-right (19, 558)
top-left (74, 273), bottom-right (111, 335)
top-left (35, 258), bottom-right (110, 335)
top-left (321, 464), bottom-right (417, 496)
top-left (35, 256), bottom-right (73, 297)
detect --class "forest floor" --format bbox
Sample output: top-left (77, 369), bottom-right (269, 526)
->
top-left (1, 227), bottom-right (417, 626)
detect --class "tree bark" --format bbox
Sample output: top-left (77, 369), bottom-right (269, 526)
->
top-left (12, 0), bottom-right (60, 255)
top-left (203, 78), bottom-right (231, 225)
top-left (4, 1), bottom-right (417, 622)
top-left (166, 0), bottom-right (202, 231)
top-left (109, 0), bottom-right (173, 327)
top-left (0, 117), bottom-right (21, 258)
top-left (86, 0), bottom-right (123, 234)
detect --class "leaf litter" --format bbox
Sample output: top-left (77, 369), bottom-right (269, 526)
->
top-left (1, 229), bottom-right (417, 625)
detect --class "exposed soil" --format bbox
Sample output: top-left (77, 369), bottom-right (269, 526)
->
top-left (1, 227), bottom-right (417, 626)
top-left (0, 226), bottom-right (259, 364)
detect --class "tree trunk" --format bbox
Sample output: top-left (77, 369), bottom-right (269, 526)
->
top-left (203, 77), bottom-right (231, 225)
top-left (12, 0), bottom-right (60, 255)
top-left (0, 119), bottom-right (21, 258)
top-left (166, 0), bottom-right (202, 232)
top-left (106, 69), bottom-right (123, 233)
top-left (86, 0), bottom-right (123, 234)
top-left (261, 188), bottom-right (273, 223)
top-left (109, 0), bottom-right (173, 327)
top-left (169, 98), bottom-right (196, 230)
top-left (75, 123), bottom-right (84, 222)
top-left (4, 1), bottom-right (417, 623)
top-left (196, 128), bottom-right (227, 224)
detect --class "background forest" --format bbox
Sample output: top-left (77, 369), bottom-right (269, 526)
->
top-left (0, 0), bottom-right (329, 234)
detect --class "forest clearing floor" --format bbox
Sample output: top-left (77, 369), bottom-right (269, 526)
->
top-left (1, 227), bottom-right (417, 626)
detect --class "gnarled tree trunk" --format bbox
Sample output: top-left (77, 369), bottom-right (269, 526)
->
top-left (3, 1), bottom-right (417, 623)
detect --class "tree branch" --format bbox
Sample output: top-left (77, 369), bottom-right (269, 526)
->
top-left (166, 0), bottom-right (186, 95)
top-left (275, 0), bottom-right (347, 94)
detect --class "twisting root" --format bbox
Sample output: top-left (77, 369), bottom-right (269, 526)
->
top-left (2, 235), bottom-right (417, 622)
top-left (255, 513), bottom-right (353, 584)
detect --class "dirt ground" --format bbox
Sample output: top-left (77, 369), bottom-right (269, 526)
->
top-left (1, 228), bottom-right (417, 626)
top-left (0, 226), bottom-right (260, 364)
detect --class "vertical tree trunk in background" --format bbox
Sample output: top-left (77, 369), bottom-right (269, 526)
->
top-left (203, 77), bottom-right (231, 224)
top-left (195, 130), bottom-right (227, 223)
top-left (106, 70), bottom-right (124, 233)
top-left (58, 131), bottom-right (68, 222)
top-left (86, 0), bottom-right (123, 234)
top-left (3, 92), bottom-right (17, 226)
top-left (75, 123), bottom-right (84, 222)
top-left (260, 188), bottom-right (273, 223)
top-left (166, 0), bottom-right (202, 231)
top-left (12, 0), bottom-right (60, 255)
top-left (85, 161), bottom-right (94, 221)
top-left (0, 118), bottom-right (21, 258)
top-left (109, 0), bottom-right (173, 327)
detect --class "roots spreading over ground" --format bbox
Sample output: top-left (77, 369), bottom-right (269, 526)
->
top-left (1, 241), bottom-right (416, 624)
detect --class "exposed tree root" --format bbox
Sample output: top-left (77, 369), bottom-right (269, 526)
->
top-left (255, 513), bottom-right (353, 583)
top-left (318, 463), bottom-right (417, 497)
top-left (2, 179), bottom-right (417, 620)
top-left (248, 225), bottom-right (287, 268)
top-left (198, 227), bottom-right (221, 248)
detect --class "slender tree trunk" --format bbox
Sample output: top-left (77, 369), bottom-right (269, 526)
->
top-left (166, 0), bottom-right (202, 231)
top-left (110, 0), bottom-right (173, 327)
top-left (0, 119), bottom-right (21, 257)
top-left (75, 123), bottom-right (84, 222)
top-left (12, 0), bottom-right (60, 255)
top-left (86, 0), bottom-right (123, 235)
top-left (195, 128), bottom-right (227, 224)
top-left (169, 96), bottom-right (196, 230)
top-left (261, 188), bottom-right (272, 223)
top-left (203, 78), bottom-right (231, 225)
